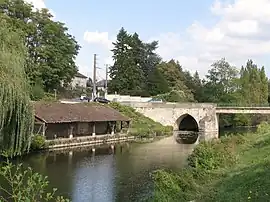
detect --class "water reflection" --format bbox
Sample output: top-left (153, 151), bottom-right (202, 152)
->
top-left (17, 137), bottom-right (194, 202)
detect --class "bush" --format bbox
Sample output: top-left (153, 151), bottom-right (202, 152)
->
top-left (42, 93), bottom-right (56, 101)
top-left (30, 135), bottom-right (46, 150)
top-left (187, 138), bottom-right (238, 171)
top-left (257, 121), bottom-right (270, 134)
top-left (0, 160), bottom-right (69, 202)
top-left (152, 168), bottom-right (206, 202)
top-left (30, 84), bottom-right (45, 101)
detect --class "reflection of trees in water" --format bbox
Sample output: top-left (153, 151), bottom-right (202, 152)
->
top-left (16, 141), bottom-right (194, 202)
top-left (113, 138), bottom-right (194, 201)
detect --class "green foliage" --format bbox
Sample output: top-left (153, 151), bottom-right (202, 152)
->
top-left (202, 58), bottom-right (239, 103)
top-left (42, 93), bottom-right (56, 101)
top-left (152, 123), bottom-right (270, 201)
top-left (187, 136), bottom-right (239, 171)
top-left (30, 135), bottom-right (46, 150)
top-left (108, 28), bottom-right (161, 96)
top-left (0, 160), bottom-right (69, 202)
top-left (108, 102), bottom-right (172, 138)
top-left (155, 90), bottom-right (195, 102)
top-left (30, 83), bottom-right (45, 101)
top-left (152, 169), bottom-right (201, 201)
top-left (0, 14), bottom-right (34, 157)
top-left (157, 60), bottom-right (195, 100)
top-left (1, 0), bottom-right (80, 92)
top-left (147, 67), bottom-right (169, 96)
top-left (256, 121), bottom-right (270, 134)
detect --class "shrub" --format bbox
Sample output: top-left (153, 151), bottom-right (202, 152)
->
top-left (42, 93), bottom-right (56, 101)
top-left (30, 84), bottom-right (45, 101)
top-left (30, 134), bottom-right (46, 150)
top-left (152, 169), bottom-right (201, 202)
top-left (188, 138), bottom-right (238, 171)
top-left (257, 121), bottom-right (270, 134)
top-left (108, 102), bottom-right (173, 137)
top-left (0, 160), bottom-right (69, 202)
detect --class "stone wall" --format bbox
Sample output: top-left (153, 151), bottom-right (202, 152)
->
top-left (105, 94), bottom-right (152, 102)
top-left (126, 102), bottom-right (219, 141)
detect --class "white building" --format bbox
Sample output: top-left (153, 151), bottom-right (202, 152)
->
top-left (71, 72), bottom-right (88, 88)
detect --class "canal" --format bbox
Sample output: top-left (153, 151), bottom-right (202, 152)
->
top-left (14, 127), bottom-right (255, 202)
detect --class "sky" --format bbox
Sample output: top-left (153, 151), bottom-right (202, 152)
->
top-left (24, 0), bottom-right (270, 80)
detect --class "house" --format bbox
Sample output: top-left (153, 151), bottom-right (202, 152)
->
top-left (34, 102), bottom-right (130, 139)
top-left (71, 72), bottom-right (88, 88)
top-left (96, 79), bottom-right (109, 91)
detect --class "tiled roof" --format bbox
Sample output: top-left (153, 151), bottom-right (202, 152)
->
top-left (75, 72), bottom-right (87, 78)
top-left (34, 102), bottom-right (130, 123)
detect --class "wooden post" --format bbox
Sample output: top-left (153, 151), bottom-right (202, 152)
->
top-left (120, 121), bottom-right (123, 133)
top-left (126, 121), bottom-right (130, 133)
top-left (92, 122), bottom-right (96, 136)
top-left (42, 123), bottom-right (46, 136)
top-left (111, 121), bottom-right (115, 135)
top-left (69, 126), bottom-right (74, 139)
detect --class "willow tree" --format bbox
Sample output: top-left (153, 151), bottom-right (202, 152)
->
top-left (0, 15), bottom-right (34, 157)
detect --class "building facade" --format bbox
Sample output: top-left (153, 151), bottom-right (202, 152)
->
top-left (34, 102), bottom-right (130, 139)
top-left (71, 72), bottom-right (88, 88)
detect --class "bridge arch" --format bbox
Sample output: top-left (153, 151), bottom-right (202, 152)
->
top-left (175, 114), bottom-right (199, 144)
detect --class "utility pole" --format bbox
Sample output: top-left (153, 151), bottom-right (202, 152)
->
top-left (92, 54), bottom-right (97, 100)
top-left (105, 64), bottom-right (108, 96)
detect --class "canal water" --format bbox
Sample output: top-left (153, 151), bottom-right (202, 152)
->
top-left (15, 127), bottom-right (255, 202)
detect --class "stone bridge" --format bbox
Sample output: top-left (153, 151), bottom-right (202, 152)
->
top-left (121, 102), bottom-right (270, 144)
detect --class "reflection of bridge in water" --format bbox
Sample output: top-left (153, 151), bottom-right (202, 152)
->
top-left (174, 130), bottom-right (199, 144)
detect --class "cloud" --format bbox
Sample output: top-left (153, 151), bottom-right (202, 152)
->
top-left (81, 0), bottom-right (270, 77)
top-left (24, 0), bottom-right (55, 18)
top-left (154, 0), bottom-right (270, 76)
top-left (83, 31), bottom-right (114, 50)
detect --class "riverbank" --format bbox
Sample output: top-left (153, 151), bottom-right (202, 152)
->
top-left (45, 134), bottom-right (134, 150)
top-left (153, 122), bottom-right (270, 202)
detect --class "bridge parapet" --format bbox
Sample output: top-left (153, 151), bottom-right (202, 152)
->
top-left (217, 103), bottom-right (270, 107)
top-left (121, 102), bottom-right (217, 108)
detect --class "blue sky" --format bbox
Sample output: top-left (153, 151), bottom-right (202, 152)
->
top-left (26, 0), bottom-right (270, 80)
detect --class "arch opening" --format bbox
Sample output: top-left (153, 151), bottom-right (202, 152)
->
top-left (175, 114), bottom-right (199, 144)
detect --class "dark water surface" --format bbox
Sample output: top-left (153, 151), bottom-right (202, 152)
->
top-left (17, 137), bottom-right (194, 202)
top-left (14, 128), bottom-right (251, 202)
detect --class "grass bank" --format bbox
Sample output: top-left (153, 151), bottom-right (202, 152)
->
top-left (108, 102), bottom-right (173, 138)
top-left (152, 122), bottom-right (270, 202)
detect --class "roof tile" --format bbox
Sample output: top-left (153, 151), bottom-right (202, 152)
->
top-left (34, 102), bottom-right (130, 123)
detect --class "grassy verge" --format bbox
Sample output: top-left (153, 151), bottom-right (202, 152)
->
top-left (152, 122), bottom-right (270, 202)
top-left (108, 102), bottom-right (173, 138)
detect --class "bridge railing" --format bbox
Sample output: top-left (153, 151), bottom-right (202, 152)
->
top-left (217, 103), bottom-right (270, 107)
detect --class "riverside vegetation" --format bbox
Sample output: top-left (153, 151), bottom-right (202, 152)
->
top-left (152, 122), bottom-right (270, 202)
top-left (108, 102), bottom-right (173, 138)
top-left (1, 0), bottom-right (270, 201)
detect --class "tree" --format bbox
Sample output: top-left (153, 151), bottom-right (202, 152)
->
top-left (157, 60), bottom-right (195, 101)
top-left (0, 0), bottom-right (80, 91)
top-left (0, 14), bottom-right (33, 157)
top-left (238, 60), bottom-right (268, 105)
top-left (202, 58), bottom-right (238, 103)
top-left (109, 27), bottom-right (160, 96)
top-left (268, 80), bottom-right (270, 103)
top-left (147, 67), bottom-right (169, 96)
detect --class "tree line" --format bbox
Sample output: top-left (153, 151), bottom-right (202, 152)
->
top-left (108, 28), bottom-right (270, 127)
top-left (0, 0), bottom-right (80, 97)
top-left (0, 0), bottom-right (80, 156)
top-left (1, 0), bottom-right (270, 155)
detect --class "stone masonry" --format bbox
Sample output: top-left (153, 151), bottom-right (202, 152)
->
top-left (121, 102), bottom-right (270, 143)
top-left (122, 102), bottom-right (219, 142)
